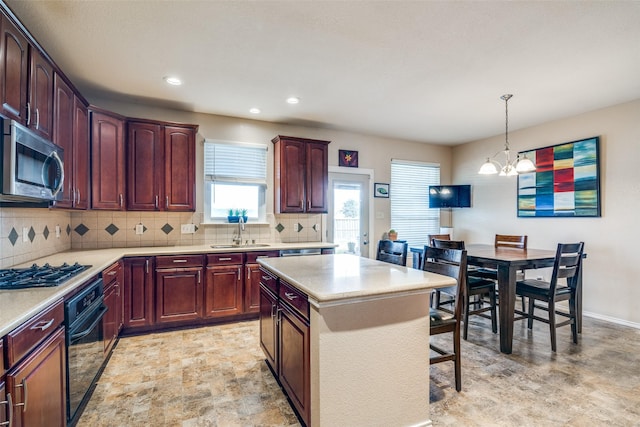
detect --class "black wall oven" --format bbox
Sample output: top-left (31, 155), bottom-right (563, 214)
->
top-left (64, 277), bottom-right (107, 426)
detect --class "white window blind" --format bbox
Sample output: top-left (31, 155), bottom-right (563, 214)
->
top-left (390, 159), bottom-right (440, 248)
top-left (204, 140), bottom-right (267, 183)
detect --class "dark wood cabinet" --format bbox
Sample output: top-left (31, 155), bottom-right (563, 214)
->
top-left (0, 13), bottom-right (29, 123)
top-left (245, 251), bottom-right (280, 314)
top-left (127, 120), bottom-right (196, 211)
top-left (259, 280), bottom-right (278, 373)
top-left (91, 109), bottom-right (126, 210)
top-left (53, 73), bottom-right (89, 210)
top-left (123, 257), bottom-right (154, 330)
top-left (27, 47), bottom-right (54, 140)
top-left (205, 253), bottom-right (243, 318)
top-left (103, 261), bottom-right (123, 356)
top-left (272, 135), bottom-right (330, 214)
top-left (0, 379), bottom-right (6, 426)
top-left (155, 255), bottom-right (203, 324)
top-left (6, 326), bottom-right (66, 427)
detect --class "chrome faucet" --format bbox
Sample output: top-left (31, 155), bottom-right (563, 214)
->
top-left (233, 216), bottom-right (245, 246)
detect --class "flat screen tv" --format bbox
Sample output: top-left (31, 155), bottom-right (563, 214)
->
top-left (428, 185), bottom-right (471, 208)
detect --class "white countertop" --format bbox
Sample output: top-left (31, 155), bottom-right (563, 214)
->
top-left (258, 254), bottom-right (457, 306)
top-left (0, 242), bottom-right (336, 337)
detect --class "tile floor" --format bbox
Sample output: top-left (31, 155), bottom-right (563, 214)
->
top-left (78, 315), bottom-right (640, 426)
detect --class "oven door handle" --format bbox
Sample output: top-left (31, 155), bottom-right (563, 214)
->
top-left (69, 305), bottom-right (108, 343)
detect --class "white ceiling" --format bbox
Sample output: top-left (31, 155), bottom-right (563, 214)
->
top-left (6, 1), bottom-right (640, 145)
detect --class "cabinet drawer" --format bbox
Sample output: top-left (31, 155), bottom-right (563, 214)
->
top-left (102, 261), bottom-right (122, 284)
top-left (259, 268), bottom-right (278, 294)
top-left (5, 299), bottom-right (64, 367)
top-left (246, 251), bottom-right (280, 264)
top-left (279, 280), bottom-right (309, 321)
top-left (207, 253), bottom-right (243, 265)
top-left (155, 254), bottom-right (203, 268)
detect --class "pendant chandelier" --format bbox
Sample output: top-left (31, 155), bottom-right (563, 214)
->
top-left (478, 94), bottom-right (535, 176)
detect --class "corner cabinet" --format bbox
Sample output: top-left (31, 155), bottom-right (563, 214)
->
top-left (127, 120), bottom-right (197, 211)
top-left (91, 109), bottom-right (126, 210)
top-left (272, 135), bottom-right (330, 214)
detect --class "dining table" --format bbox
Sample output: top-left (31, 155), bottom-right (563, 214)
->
top-left (464, 243), bottom-right (583, 354)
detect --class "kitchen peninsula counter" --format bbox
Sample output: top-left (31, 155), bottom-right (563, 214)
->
top-left (258, 254), bottom-right (457, 427)
top-left (0, 242), bottom-right (335, 337)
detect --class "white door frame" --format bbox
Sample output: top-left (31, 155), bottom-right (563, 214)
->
top-left (328, 166), bottom-right (375, 259)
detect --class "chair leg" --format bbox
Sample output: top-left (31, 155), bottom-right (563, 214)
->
top-left (453, 323), bottom-right (462, 392)
top-left (549, 300), bottom-right (557, 352)
top-left (521, 295), bottom-right (526, 312)
top-left (490, 290), bottom-right (497, 334)
top-left (569, 295), bottom-right (578, 344)
top-left (463, 294), bottom-right (470, 340)
top-left (527, 297), bottom-right (535, 329)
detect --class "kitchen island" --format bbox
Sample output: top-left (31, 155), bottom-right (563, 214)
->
top-left (258, 254), bottom-right (457, 427)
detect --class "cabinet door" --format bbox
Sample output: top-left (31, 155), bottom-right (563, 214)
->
top-left (277, 138), bottom-right (306, 213)
top-left (279, 303), bottom-right (311, 426)
top-left (0, 14), bottom-right (29, 123)
top-left (52, 73), bottom-right (75, 208)
top-left (155, 268), bottom-right (202, 324)
top-left (245, 263), bottom-right (262, 314)
top-left (73, 96), bottom-right (90, 209)
top-left (123, 257), bottom-right (154, 329)
top-left (259, 285), bottom-right (278, 373)
top-left (6, 326), bottom-right (66, 427)
top-left (27, 48), bottom-right (54, 140)
top-left (204, 264), bottom-right (243, 318)
top-left (127, 121), bottom-right (163, 210)
top-left (91, 111), bottom-right (125, 210)
top-left (306, 141), bottom-right (329, 213)
top-left (103, 281), bottom-right (119, 356)
top-left (0, 380), bottom-right (6, 425)
top-left (164, 125), bottom-right (195, 211)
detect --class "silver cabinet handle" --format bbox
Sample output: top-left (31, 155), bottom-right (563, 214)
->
top-left (307, 200), bottom-right (311, 211)
top-left (76, 188), bottom-right (80, 205)
top-left (30, 318), bottom-right (54, 332)
top-left (300, 199), bottom-right (303, 209)
top-left (26, 102), bottom-right (31, 125)
top-left (172, 259), bottom-right (188, 263)
top-left (261, 275), bottom-right (270, 281)
top-left (119, 193), bottom-right (124, 207)
top-left (165, 196), bottom-right (169, 209)
top-left (107, 270), bottom-right (118, 276)
top-left (145, 259), bottom-right (149, 274)
top-left (218, 257), bottom-right (232, 261)
top-left (155, 195), bottom-right (159, 209)
top-left (35, 108), bottom-right (40, 129)
top-left (0, 392), bottom-right (13, 426)
top-left (237, 266), bottom-right (241, 281)
top-left (197, 270), bottom-right (201, 284)
top-left (15, 379), bottom-right (27, 412)
top-left (284, 292), bottom-right (298, 300)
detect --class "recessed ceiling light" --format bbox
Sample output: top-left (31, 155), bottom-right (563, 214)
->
top-left (249, 108), bottom-right (261, 114)
top-left (286, 97), bottom-right (300, 104)
top-left (164, 76), bottom-right (182, 86)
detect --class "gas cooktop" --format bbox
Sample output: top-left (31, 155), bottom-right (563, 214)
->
top-left (0, 262), bottom-right (91, 290)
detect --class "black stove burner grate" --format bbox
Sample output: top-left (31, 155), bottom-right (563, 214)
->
top-left (0, 262), bottom-right (91, 290)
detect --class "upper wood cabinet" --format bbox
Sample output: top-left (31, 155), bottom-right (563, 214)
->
top-left (0, 13), bottom-right (53, 140)
top-left (53, 73), bottom-right (89, 209)
top-left (91, 109), bottom-right (126, 210)
top-left (272, 135), bottom-right (330, 213)
top-left (127, 120), bottom-right (196, 211)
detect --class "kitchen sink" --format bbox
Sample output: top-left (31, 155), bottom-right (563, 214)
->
top-left (210, 244), bottom-right (270, 249)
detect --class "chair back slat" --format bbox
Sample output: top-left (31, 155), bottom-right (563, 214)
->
top-left (431, 239), bottom-right (465, 250)
top-left (428, 234), bottom-right (451, 246)
top-left (495, 234), bottom-right (528, 249)
top-left (376, 240), bottom-right (408, 266)
top-left (423, 246), bottom-right (467, 319)
top-left (550, 242), bottom-right (585, 291)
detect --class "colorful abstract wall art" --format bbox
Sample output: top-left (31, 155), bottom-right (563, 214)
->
top-left (517, 136), bottom-right (600, 217)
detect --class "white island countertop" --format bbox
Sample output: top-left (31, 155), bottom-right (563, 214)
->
top-left (258, 253), bottom-right (456, 306)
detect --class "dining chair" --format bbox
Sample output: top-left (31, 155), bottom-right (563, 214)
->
top-left (430, 239), bottom-right (498, 340)
top-left (376, 239), bottom-right (408, 266)
top-left (423, 245), bottom-right (466, 392)
top-left (428, 234), bottom-right (451, 246)
top-left (514, 242), bottom-right (585, 352)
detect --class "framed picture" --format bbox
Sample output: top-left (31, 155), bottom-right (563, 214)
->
top-left (374, 183), bottom-right (390, 198)
top-left (517, 136), bottom-right (600, 217)
top-left (339, 150), bottom-right (358, 167)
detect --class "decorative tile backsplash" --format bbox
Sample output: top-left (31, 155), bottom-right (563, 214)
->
top-left (0, 207), bottom-right (325, 267)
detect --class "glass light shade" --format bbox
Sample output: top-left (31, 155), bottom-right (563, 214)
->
top-left (515, 155), bottom-right (536, 173)
top-left (479, 159), bottom-right (499, 174)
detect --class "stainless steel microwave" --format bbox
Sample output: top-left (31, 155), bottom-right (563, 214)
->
top-left (1, 117), bottom-right (64, 202)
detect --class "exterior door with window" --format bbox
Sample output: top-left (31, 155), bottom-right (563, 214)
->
top-left (328, 172), bottom-right (370, 257)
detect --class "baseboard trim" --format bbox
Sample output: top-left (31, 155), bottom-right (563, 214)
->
top-left (583, 310), bottom-right (640, 329)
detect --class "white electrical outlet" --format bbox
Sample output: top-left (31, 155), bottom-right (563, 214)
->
top-left (23, 227), bottom-right (29, 242)
top-left (55, 225), bottom-right (61, 238)
top-left (135, 224), bottom-right (144, 235)
top-left (181, 224), bottom-right (195, 234)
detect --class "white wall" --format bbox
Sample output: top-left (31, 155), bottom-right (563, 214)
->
top-left (452, 99), bottom-right (640, 326)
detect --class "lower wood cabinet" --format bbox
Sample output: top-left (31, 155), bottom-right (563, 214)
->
top-left (155, 255), bottom-right (204, 324)
top-left (5, 326), bottom-right (66, 427)
top-left (123, 257), bottom-right (155, 330)
top-left (245, 251), bottom-right (280, 314)
top-left (259, 283), bottom-right (278, 372)
top-left (0, 380), bottom-right (6, 426)
top-left (205, 253), bottom-right (243, 318)
top-left (103, 261), bottom-right (123, 356)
